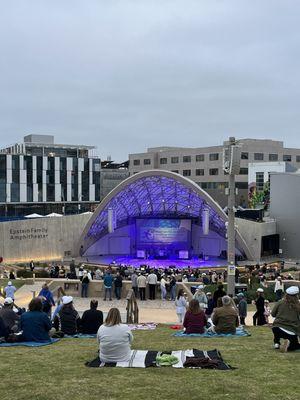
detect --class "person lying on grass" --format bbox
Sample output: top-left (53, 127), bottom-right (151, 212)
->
top-left (97, 308), bottom-right (133, 363)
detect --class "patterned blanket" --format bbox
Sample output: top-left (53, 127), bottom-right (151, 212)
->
top-left (173, 326), bottom-right (251, 337)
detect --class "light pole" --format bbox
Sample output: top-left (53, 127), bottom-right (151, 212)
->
top-left (223, 137), bottom-right (241, 296)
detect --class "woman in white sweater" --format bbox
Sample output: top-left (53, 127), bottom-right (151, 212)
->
top-left (97, 308), bottom-right (133, 363)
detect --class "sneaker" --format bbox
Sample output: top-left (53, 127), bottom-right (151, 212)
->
top-left (273, 343), bottom-right (280, 349)
top-left (280, 339), bottom-right (290, 353)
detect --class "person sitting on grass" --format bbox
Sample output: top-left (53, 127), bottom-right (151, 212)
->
top-left (81, 300), bottom-right (103, 334)
top-left (97, 308), bottom-right (133, 363)
top-left (20, 297), bottom-right (52, 342)
top-left (271, 286), bottom-right (300, 352)
top-left (0, 297), bottom-right (20, 334)
top-left (183, 299), bottom-right (207, 334)
top-left (53, 296), bottom-right (81, 335)
top-left (212, 295), bottom-right (239, 334)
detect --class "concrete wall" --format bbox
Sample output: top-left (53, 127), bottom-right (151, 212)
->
top-left (235, 217), bottom-right (276, 262)
top-left (0, 214), bottom-right (90, 263)
top-left (269, 173), bottom-right (300, 258)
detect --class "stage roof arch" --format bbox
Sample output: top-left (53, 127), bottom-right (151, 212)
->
top-left (78, 170), bottom-right (253, 259)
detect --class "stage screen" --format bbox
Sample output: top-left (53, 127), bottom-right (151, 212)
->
top-left (136, 219), bottom-right (191, 248)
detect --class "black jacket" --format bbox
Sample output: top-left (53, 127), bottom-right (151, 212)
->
top-left (54, 305), bottom-right (81, 335)
top-left (81, 309), bottom-right (103, 334)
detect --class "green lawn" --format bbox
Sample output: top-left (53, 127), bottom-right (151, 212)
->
top-left (0, 326), bottom-right (298, 400)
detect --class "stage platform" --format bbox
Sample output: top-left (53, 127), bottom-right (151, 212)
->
top-left (79, 255), bottom-right (232, 269)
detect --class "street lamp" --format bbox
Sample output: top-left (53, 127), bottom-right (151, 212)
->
top-left (223, 137), bottom-right (241, 296)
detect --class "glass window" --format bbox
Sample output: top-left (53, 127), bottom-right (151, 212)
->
top-left (209, 168), bottom-right (219, 175)
top-left (182, 170), bottom-right (191, 176)
top-left (296, 156), bottom-right (300, 162)
top-left (269, 154), bottom-right (278, 161)
top-left (160, 158), bottom-right (167, 164)
top-left (241, 152), bottom-right (249, 160)
top-left (196, 154), bottom-right (204, 162)
top-left (256, 172), bottom-right (264, 191)
top-left (171, 170), bottom-right (179, 173)
top-left (209, 153), bottom-right (219, 161)
top-left (236, 182), bottom-right (248, 189)
top-left (283, 154), bottom-right (292, 162)
top-left (143, 159), bottom-right (151, 165)
top-left (133, 159), bottom-right (140, 166)
top-left (201, 182), bottom-right (208, 189)
top-left (239, 168), bottom-right (248, 175)
top-left (254, 153), bottom-right (264, 160)
top-left (183, 156), bottom-right (191, 163)
top-left (195, 169), bottom-right (204, 176)
top-left (171, 156), bottom-right (179, 164)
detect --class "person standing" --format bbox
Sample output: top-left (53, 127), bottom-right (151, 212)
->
top-left (271, 286), bottom-right (300, 351)
top-left (169, 275), bottom-right (177, 301)
top-left (213, 284), bottom-right (226, 308)
top-left (160, 274), bottom-right (167, 300)
top-left (175, 289), bottom-right (187, 323)
top-left (147, 270), bottom-right (157, 300)
top-left (103, 270), bottom-right (113, 301)
top-left (237, 292), bottom-right (247, 325)
top-left (131, 271), bottom-right (138, 298)
top-left (253, 288), bottom-right (267, 326)
top-left (38, 283), bottom-right (55, 316)
top-left (114, 272), bottom-right (123, 300)
top-left (4, 281), bottom-right (17, 301)
top-left (29, 260), bottom-right (35, 272)
top-left (81, 271), bottom-right (90, 298)
top-left (193, 285), bottom-right (208, 309)
top-left (274, 276), bottom-right (284, 302)
top-left (137, 273), bottom-right (147, 300)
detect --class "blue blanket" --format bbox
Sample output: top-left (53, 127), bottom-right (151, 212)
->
top-left (0, 338), bottom-right (60, 347)
top-left (173, 327), bottom-right (251, 337)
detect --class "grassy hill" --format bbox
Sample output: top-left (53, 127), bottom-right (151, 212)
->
top-left (0, 326), bottom-right (298, 400)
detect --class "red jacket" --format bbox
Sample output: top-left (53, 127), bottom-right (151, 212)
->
top-left (183, 310), bottom-right (207, 334)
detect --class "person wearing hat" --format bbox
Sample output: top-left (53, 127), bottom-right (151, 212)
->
top-left (53, 296), bottom-right (81, 335)
top-left (4, 281), bottom-right (17, 300)
top-left (193, 285), bottom-right (208, 309)
top-left (0, 297), bottom-right (20, 334)
top-left (253, 288), bottom-right (267, 326)
top-left (271, 286), bottom-right (300, 351)
top-left (237, 293), bottom-right (247, 325)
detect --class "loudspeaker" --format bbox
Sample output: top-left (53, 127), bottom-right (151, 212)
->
top-left (202, 208), bottom-right (210, 235)
top-left (107, 208), bottom-right (114, 233)
top-left (230, 145), bottom-right (241, 175)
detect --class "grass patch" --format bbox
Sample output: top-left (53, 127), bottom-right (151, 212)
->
top-left (0, 326), bottom-right (298, 400)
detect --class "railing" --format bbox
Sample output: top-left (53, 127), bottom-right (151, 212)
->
top-left (126, 289), bottom-right (139, 324)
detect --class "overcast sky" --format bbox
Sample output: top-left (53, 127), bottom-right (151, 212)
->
top-left (0, 1), bottom-right (299, 160)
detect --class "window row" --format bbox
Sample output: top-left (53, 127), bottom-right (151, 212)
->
top-left (241, 152), bottom-right (300, 162)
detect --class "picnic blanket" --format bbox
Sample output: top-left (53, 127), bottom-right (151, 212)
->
top-left (128, 323), bottom-right (157, 331)
top-left (85, 348), bottom-right (233, 370)
top-left (63, 333), bottom-right (96, 338)
top-left (0, 338), bottom-right (60, 347)
top-left (173, 326), bottom-right (251, 338)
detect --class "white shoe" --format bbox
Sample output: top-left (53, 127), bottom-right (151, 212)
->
top-left (273, 343), bottom-right (280, 349)
top-left (280, 339), bottom-right (290, 353)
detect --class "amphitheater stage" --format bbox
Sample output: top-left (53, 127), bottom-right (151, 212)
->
top-left (79, 255), bottom-right (231, 269)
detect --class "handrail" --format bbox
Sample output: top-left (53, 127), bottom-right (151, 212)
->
top-left (126, 289), bottom-right (139, 324)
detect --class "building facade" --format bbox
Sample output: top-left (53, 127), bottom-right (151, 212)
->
top-left (129, 139), bottom-right (300, 207)
top-left (0, 135), bottom-right (128, 216)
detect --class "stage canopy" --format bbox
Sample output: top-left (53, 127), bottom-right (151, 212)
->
top-left (78, 170), bottom-right (253, 259)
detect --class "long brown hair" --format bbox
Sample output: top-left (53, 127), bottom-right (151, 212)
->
top-left (187, 299), bottom-right (201, 314)
top-left (285, 294), bottom-right (300, 312)
top-left (105, 308), bottom-right (122, 326)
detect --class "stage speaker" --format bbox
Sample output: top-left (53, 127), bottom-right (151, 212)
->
top-left (229, 145), bottom-right (241, 175)
top-left (108, 208), bottom-right (115, 233)
top-left (202, 208), bottom-right (210, 235)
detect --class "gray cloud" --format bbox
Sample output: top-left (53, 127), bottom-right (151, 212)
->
top-left (0, 0), bottom-right (299, 160)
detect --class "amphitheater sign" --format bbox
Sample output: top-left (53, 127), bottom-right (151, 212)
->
top-left (9, 227), bottom-right (48, 241)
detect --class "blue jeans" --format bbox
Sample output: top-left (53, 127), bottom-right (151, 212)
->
top-left (81, 283), bottom-right (88, 298)
top-left (170, 285), bottom-right (176, 301)
top-left (104, 287), bottom-right (112, 300)
top-left (115, 286), bottom-right (122, 300)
